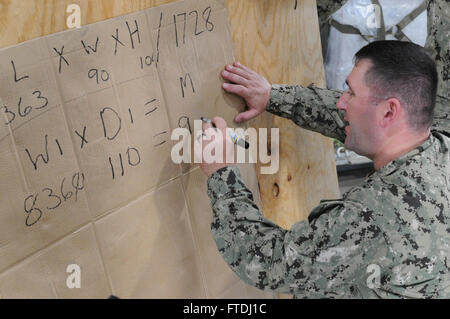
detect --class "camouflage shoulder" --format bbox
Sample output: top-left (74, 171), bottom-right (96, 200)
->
top-left (426, 0), bottom-right (450, 98)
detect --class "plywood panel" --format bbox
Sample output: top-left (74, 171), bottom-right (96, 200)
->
top-left (0, 0), bottom-right (179, 47)
top-left (225, 0), bottom-right (340, 229)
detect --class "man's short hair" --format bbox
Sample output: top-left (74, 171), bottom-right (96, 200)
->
top-left (354, 40), bottom-right (438, 131)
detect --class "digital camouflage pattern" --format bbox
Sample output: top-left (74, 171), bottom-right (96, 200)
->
top-left (425, 0), bottom-right (449, 98)
top-left (266, 84), bottom-right (449, 138)
top-left (317, 0), bottom-right (347, 28)
top-left (316, 0), bottom-right (347, 58)
top-left (207, 84), bottom-right (449, 298)
top-left (205, 0), bottom-right (449, 299)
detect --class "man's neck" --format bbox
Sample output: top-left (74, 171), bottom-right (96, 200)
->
top-left (372, 129), bottom-right (431, 170)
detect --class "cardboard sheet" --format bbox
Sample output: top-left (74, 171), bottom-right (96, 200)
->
top-left (0, 0), bottom-right (273, 299)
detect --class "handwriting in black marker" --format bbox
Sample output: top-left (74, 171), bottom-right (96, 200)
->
top-left (128, 108), bottom-right (134, 124)
top-left (154, 131), bottom-right (167, 138)
top-left (154, 140), bottom-right (167, 147)
top-left (100, 107), bottom-right (121, 141)
top-left (33, 90), bottom-right (49, 110)
top-left (175, 12), bottom-right (187, 47)
top-left (156, 12), bottom-right (163, 66)
top-left (173, 13), bottom-right (181, 47)
top-left (0, 104), bottom-right (15, 125)
top-left (53, 46), bottom-right (69, 74)
top-left (180, 73), bottom-right (195, 98)
top-left (153, 131), bottom-right (168, 147)
top-left (81, 37), bottom-right (99, 54)
top-left (17, 97), bottom-right (32, 117)
top-left (88, 68), bottom-right (110, 84)
top-left (18, 91), bottom-right (48, 117)
top-left (173, 7), bottom-right (214, 48)
top-left (189, 10), bottom-right (204, 36)
top-left (1, 90), bottom-right (48, 126)
top-left (203, 7), bottom-right (214, 32)
top-left (11, 60), bottom-right (29, 82)
top-left (109, 153), bottom-right (125, 179)
top-left (118, 153), bottom-right (124, 177)
top-left (108, 147), bottom-right (141, 180)
top-left (24, 135), bottom-right (63, 171)
top-left (127, 147), bottom-right (141, 167)
top-left (145, 99), bottom-right (157, 115)
top-left (55, 138), bottom-right (64, 155)
top-left (75, 126), bottom-right (88, 149)
top-left (178, 116), bottom-right (192, 134)
top-left (112, 28), bottom-right (125, 55)
top-left (81, 36), bottom-right (100, 55)
top-left (109, 156), bottom-right (115, 179)
top-left (23, 171), bottom-right (86, 227)
top-left (42, 187), bottom-right (62, 210)
top-left (139, 54), bottom-right (155, 69)
top-left (294, 0), bottom-right (297, 10)
top-left (145, 107), bottom-right (157, 116)
top-left (71, 172), bottom-right (85, 201)
top-left (24, 194), bottom-right (42, 226)
top-left (25, 134), bottom-right (50, 171)
top-left (61, 177), bottom-right (73, 201)
top-left (126, 20), bottom-right (141, 49)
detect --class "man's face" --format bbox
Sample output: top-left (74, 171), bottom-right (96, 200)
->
top-left (336, 59), bottom-right (380, 158)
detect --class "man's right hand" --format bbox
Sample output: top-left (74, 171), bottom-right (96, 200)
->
top-left (221, 62), bottom-right (271, 123)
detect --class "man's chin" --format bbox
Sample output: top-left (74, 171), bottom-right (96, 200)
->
top-left (343, 138), bottom-right (353, 151)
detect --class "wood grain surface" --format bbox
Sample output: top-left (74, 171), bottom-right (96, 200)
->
top-left (226, 0), bottom-right (340, 229)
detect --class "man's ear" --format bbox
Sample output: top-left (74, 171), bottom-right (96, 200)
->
top-left (378, 98), bottom-right (402, 129)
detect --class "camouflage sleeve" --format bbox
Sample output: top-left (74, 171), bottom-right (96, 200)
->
top-left (425, 0), bottom-right (449, 99)
top-left (266, 84), bottom-right (347, 143)
top-left (432, 95), bottom-right (450, 134)
top-left (207, 165), bottom-right (384, 298)
top-left (266, 84), bottom-right (449, 138)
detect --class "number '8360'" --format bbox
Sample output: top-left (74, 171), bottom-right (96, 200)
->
top-left (23, 172), bottom-right (85, 227)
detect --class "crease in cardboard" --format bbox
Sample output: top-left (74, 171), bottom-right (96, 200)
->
top-left (178, 168), bottom-right (210, 297)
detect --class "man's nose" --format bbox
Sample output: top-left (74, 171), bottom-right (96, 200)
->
top-left (336, 94), bottom-right (347, 111)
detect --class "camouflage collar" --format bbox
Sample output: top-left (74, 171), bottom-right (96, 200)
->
top-left (374, 133), bottom-right (435, 176)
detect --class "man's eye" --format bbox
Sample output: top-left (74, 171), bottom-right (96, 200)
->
top-left (344, 89), bottom-right (354, 97)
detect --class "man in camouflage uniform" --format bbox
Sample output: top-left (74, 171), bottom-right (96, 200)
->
top-left (197, 39), bottom-right (449, 298)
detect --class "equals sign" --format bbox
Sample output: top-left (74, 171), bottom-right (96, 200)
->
top-left (153, 131), bottom-right (168, 147)
top-left (145, 99), bottom-right (158, 116)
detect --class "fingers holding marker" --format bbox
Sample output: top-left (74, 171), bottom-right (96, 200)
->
top-left (211, 117), bottom-right (227, 130)
top-left (200, 117), bottom-right (216, 144)
top-left (201, 118), bottom-right (213, 131)
top-left (195, 130), bottom-right (205, 142)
